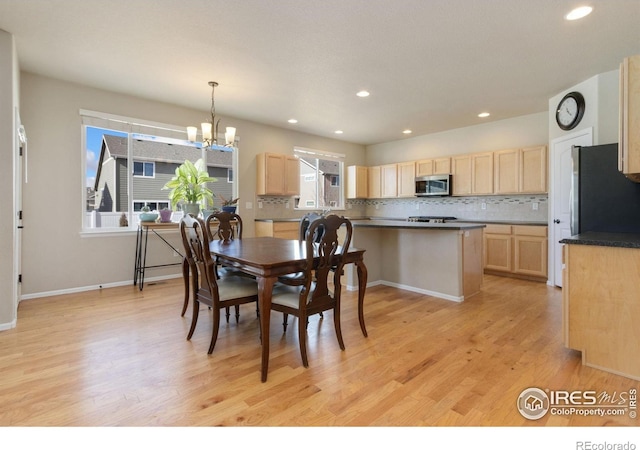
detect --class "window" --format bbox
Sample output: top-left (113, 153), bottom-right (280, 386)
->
top-left (133, 161), bottom-right (154, 178)
top-left (82, 110), bottom-right (237, 231)
top-left (294, 147), bottom-right (344, 210)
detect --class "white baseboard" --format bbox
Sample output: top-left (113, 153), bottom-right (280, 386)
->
top-left (0, 318), bottom-right (17, 331)
top-left (346, 279), bottom-right (463, 302)
top-left (19, 273), bottom-right (183, 301)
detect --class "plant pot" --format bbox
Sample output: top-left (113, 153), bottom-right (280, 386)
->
top-left (202, 209), bottom-right (215, 220)
top-left (159, 209), bottom-right (172, 223)
top-left (183, 203), bottom-right (200, 217)
top-left (139, 213), bottom-right (158, 222)
top-left (222, 205), bottom-right (237, 213)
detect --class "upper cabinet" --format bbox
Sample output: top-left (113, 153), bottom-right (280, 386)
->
top-left (452, 152), bottom-right (493, 196)
top-left (416, 157), bottom-right (451, 176)
top-left (367, 166), bottom-right (382, 199)
top-left (256, 153), bottom-right (300, 196)
top-left (347, 165), bottom-right (368, 199)
top-left (380, 164), bottom-right (398, 198)
top-left (619, 55), bottom-right (640, 181)
top-left (397, 161), bottom-right (416, 197)
top-left (494, 146), bottom-right (547, 194)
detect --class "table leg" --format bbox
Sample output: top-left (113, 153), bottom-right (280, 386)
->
top-left (257, 276), bottom-right (276, 382)
top-left (355, 259), bottom-right (368, 337)
top-left (181, 257), bottom-right (189, 317)
top-left (133, 225), bottom-right (142, 286)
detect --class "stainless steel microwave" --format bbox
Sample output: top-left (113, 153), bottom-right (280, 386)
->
top-left (415, 174), bottom-right (451, 197)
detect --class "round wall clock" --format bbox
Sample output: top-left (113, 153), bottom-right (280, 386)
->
top-left (555, 91), bottom-right (585, 131)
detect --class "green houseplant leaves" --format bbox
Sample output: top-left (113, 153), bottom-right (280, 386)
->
top-left (162, 159), bottom-right (217, 208)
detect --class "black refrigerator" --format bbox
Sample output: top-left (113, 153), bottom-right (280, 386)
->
top-left (571, 143), bottom-right (640, 235)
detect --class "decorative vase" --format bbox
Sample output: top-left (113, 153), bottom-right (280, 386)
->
top-left (183, 203), bottom-right (200, 217)
top-left (222, 205), bottom-right (237, 213)
top-left (202, 209), bottom-right (215, 220)
top-left (159, 209), bottom-right (172, 223)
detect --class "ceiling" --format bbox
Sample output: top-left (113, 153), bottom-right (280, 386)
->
top-left (0, 0), bottom-right (638, 146)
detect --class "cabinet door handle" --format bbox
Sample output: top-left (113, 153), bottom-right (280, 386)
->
top-left (553, 219), bottom-right (561, 224)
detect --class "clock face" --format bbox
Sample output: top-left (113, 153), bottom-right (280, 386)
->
top-left (556, 92), bottom-right (585, 130)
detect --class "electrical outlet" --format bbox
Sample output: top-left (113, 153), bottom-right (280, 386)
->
top-left (415, 203), bottom-right (420, 210)
top-left (532, 202), bottom-right (539, 211)
top-left (285, 201), bottom-right (289, 209)
top-left (481, 202), bottom-right (487, 210)
top-left (348, 203), bottom-right (353, 209)
top-left (375, 204), bottom-right (379, 210)
top-left (258, 201), bottom-right (263, 209)
top-left (245, 201), bottom-right (252, 210)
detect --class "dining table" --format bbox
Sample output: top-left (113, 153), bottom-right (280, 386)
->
top-left (208, 236), bottom-right (368, 382)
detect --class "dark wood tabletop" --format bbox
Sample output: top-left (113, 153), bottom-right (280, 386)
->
top-left (209, 236), bottom-right (368, 381)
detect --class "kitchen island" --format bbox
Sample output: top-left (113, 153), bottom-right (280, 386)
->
top-left (561, 232), bottom-right (640, 380)
top-left (345, 219), bottom-right (485, 302)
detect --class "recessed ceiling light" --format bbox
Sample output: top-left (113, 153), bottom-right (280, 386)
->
top-left (356, 90), bottom-right (370, 98)
top-left (566, 6), bottom-right (593, 20)
top-left (403, 129), bottom-right (412, 134)
top-left (334, 130), bottom-right (343, 134)
top-left (478, 112), bottom-right (490, 118)
top-left (287, 119), bottom-right (298, 124)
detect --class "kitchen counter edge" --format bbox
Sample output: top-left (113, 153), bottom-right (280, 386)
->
top-left (560, 231), bottom-right (640, 249)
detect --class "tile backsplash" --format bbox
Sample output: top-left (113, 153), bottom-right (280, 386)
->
top-left (255, 194), bottom-right (548, 223)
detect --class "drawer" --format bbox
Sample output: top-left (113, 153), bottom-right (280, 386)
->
top-left (513, 225), bottom-right (547, 237)
top-left (484, 224), bottom-right (512, 234)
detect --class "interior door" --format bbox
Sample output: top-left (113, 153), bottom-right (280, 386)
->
top-left (550, 128), bottom-right (592, 287)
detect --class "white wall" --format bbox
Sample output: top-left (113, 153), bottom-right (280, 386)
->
top-left (548, 70), bottom-right (619, 145)
top-left (366, 112), bottom-right (548, 165)
top-left (17, 72), bottom-right (366, 299)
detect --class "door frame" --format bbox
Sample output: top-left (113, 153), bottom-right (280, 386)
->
top-left (548, 127), bottom-right (593, 287)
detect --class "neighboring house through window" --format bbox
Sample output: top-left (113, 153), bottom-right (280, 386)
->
top-left (294, 147), bottom-right (344, 210)
top-left (82, 110), bottom-right (237, 231)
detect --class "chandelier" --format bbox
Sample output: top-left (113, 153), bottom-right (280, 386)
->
top-left (187, 81), bottom-right (236, 149)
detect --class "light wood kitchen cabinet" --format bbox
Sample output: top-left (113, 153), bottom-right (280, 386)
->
top-left (484, 224), bottom-right (512, 272)
top-left (380, 164), bottom-right (398, 198)
top-left (619, 54), bottom-right (640, 181)
top-left (494, 146), bottom-right (547, 194)
top-left (483, 224), bottom-right (547, 281)
top-left (256, 153), bottom-right (300, 196)
top-left (452, 155), bottom-right (472, 195)
top-left (513, 225), bottom-right (547, 278)
top-left (493, 149), bottom-right (519, 194)
top-left (472, 152), bottom-right (494, 195)
top-left (255, 220), bottom-right (299, 239)
top-left (416, 157), bottom-right (451, 176)
top-left (520, 145), bottom-right (547, 193)
top-left (367, 166), bottom-right (381, 198)
top-left (452, 152), bottom-right (493, 195)
top-left (347, 165), bottom-right (368, 199)
top-left (397, 161), bottom-right (416, 197)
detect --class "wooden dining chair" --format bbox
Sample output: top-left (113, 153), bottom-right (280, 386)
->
top-left (278, 212), bottom-right (324, 287)
top-left (270, 214), bottom-right (353, 367)
top-left (179, 214), bottom-right (259, 354)
top-left (206, 211), bottom-right (253, 323)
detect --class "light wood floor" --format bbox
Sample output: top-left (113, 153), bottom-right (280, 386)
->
top-left (1, 275), bottom-right (638, 426)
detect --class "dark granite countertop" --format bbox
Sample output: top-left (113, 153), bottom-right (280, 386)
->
top-left (256, 217), bottom-right (545, 226)
top-left (560, 231), bottom-right (640, 249)
top-left (351, 219), bottom-right (485, 231)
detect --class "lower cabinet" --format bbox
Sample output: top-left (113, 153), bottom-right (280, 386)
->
top-left (483, 224), bottom-right (547, 281)
top-left (255, 221), bottom-right (299, 239)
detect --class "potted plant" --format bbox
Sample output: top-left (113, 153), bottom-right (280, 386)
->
top-left (159, 207), bottom-right (172, 223)
top-left (162, 158), bottom-right (217, 217)
top-left (139, 205), bottom-right (158, 222)
top-left (219, 194), bottom-right (239, 213)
